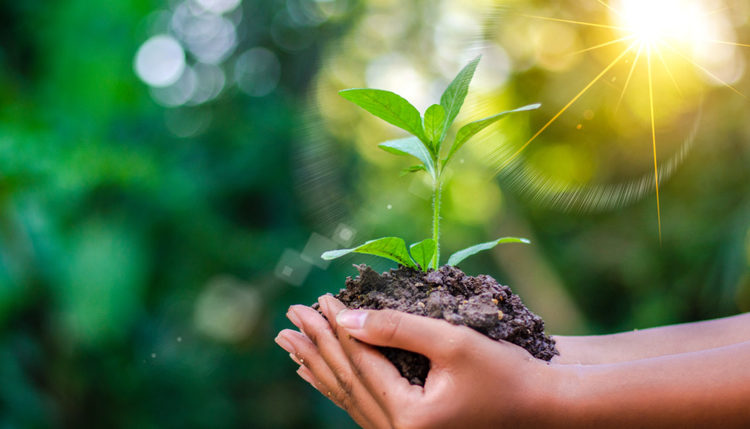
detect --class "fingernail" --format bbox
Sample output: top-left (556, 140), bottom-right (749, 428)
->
top-left (275, 334), bottom-right (296, 354)
top-left (336, 310), bottom-right (367, 330)
top-left (318, 296), bottom-right (331, 315)
top-left (289, 352), bottom-right (302, 365)
top-left (297, 367), bottom-right (314, 384)
top-left (287, 307), bottom-right (302, 327)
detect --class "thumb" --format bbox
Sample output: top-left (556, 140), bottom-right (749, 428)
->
top-left (336, 309), bottom-right (460, 359)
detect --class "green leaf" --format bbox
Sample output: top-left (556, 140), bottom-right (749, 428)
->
top-left (340, 89), bottom-right (426, 142)
top-left (409, 239), bottom-right (436, 271)
top-left (400, 165), bottom-right (427, 176)
top-left (321, 237), bottom-right (417, 269)
top-left (447, 237), bottom-right (531, 267)
top-left (440, 56), bottom-right (481, 140)
top-left (445, 103), bottom-right (541, 164)
top-left (423, 104), bottom-right (446, 150)
top-left (379, 137), bottom-right (437, 180)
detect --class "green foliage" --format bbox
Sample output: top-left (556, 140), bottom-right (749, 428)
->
top-left (409, 239), bottom-right (437, 270)
top-left (446, 103), bottom-right (542, 164)
top-left (447, 237), bottom-right (531, 267)
top-left (322, 237), bottom-right (439, 271)
top-left (423, 104), bottom-right (446, 149)
top-left (322, 237), bottom-right (418, 269)
top-left (379, 136), bottom-right (437, 180)
top-left (339, 89), bottom-right (427, 143)
top-left (329, 56), bottom-right (538, 270)
top-left (439, 56), bottom-right (481, 146)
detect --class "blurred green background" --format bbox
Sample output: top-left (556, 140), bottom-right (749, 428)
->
top-left (1, 0), bottom-right (748, 427)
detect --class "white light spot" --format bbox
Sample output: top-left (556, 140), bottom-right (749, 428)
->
top-left (366, 54), bottom-right (429, 112)
top-left (134, 35), bottom-right (186, 87)
top-left (171, 2), bottom-right (238, 64)
top-left (194, 276), bottom-right (262, 343)
top-left (387, 204), bottom-right (393, 210)
top-left (471, 45), bottom-right (512, 91)
top-left (301, 232), bottom-right (336, 269)
top-left (339, 229), bottom-right (352, 241)
top-left (151, 353), bottom-right (157, 358)
top-left (177, 336), bottom-right (183, 342)
top-left (275, 249), bottom-right (311, 286)
top-left (235, 47), bottom-right (281, 97)
top-left (150, 66), bottom-right (197, 107)
top-left (195, 0), bottom-right (242, 15)
top-left (333, 223), bottom-right (357, 246)
top-left (189, 63), bottom-right (226, 105)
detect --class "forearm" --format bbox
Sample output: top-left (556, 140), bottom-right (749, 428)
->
top-left (552, 340), bottom-right (750, 428)
top-left (553, 312), bottom-right (750, 364)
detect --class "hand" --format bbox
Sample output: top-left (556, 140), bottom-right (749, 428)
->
top-left (275, 296), bottom-right (563, 429)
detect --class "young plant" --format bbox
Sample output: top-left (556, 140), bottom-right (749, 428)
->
top-left (322, 56), bottom-right (538, 271)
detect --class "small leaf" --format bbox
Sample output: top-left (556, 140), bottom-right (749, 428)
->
top-left (409, 239), bottom-right (436, 271)
top-left (423, 104), bottom-right (446, 150)
top-left (321, 237), bottom-right (417, 269)
top-left (340, 89), bottom-right (426, 142)
top-left (379, 137), bottom-right (437, 180)
top-left (400, 165), bottom-right (427, 176)
top-left (447, 237), bottom-right (531, 267)
top-left (445, 103), bottom-right (541, 165)
top-left (440, 56), bottom-right (481, 140)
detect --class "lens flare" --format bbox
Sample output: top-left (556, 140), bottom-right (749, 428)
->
top-left (614, 0), bottom-right (709, 46)
top-left (501, 1), bottom-right (748, 243)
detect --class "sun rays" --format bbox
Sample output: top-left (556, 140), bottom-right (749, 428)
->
top-left (497, 0), bottom-right (748, 243)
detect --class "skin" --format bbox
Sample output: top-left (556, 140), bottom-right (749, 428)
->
top-left (553, 312), bottom-right (750, 364)
top-left (275, 296), bottom-right (750, 428)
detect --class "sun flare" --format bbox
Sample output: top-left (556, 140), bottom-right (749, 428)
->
top-left (613, 0), bottom-right (712, 47)
top-left (505, 1), bottom-right (748, 243)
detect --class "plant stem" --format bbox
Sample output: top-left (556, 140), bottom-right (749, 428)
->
top-left (431, 180), bottom-right (442, 268)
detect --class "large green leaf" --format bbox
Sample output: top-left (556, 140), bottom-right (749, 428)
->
top-left (439, 56), bottom-right (480, 141)
top-left (445, 103), bottom-right (541, 164)
top-left (423, 104), bottom-right (446, 150)
top-left (340, 89), bottom-right (426, 142)
top-left (447, 237), bottom-right (531, 267)
top-left (379, 137), bottom-right (436, 180)
top-left (321, 237), bottom-right (417, 269)
top-left (409, 239), bottom-right (436, 271)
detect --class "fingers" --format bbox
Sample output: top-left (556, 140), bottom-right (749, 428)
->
top-left (296, 364), bottom-right (339, 406)
top-left (277, 329), bottom-right (378, 427)
top-left (320, 296), bottom-right (422, 417)
top-left (289, 305), bottom-right (360, 399)
top-left (275, 329), bottom-right (349, 407)
top-left (283, 305), bottom-right (391, 429)
top-left (335, 307), bottom-right (463, 360)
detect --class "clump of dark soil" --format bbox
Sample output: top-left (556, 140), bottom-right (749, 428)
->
top-left (316, 264), bottom-right (558, 386)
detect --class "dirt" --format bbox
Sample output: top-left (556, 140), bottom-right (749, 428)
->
top-left (315, 264), bottom-right (558, 386)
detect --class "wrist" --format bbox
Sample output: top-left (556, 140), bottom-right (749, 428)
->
top-left (521, 361), bottom-right (587, 428)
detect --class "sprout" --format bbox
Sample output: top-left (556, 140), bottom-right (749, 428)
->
top-left (322, 57), bottom-right (538, 270)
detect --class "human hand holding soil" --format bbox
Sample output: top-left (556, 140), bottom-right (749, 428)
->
top-left (276, 298), bottom-right (750, 428)
top-left (276, 295), bottom-right (561, 429)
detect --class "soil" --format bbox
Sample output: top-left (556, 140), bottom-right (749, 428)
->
top-left (315, 264), bottom-right (558, 386)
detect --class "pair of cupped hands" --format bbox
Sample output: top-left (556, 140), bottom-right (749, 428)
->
top-left (274, 295), bottom-right (558, 429)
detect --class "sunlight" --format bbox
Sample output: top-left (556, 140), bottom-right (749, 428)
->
top-left (500, 1), bottom-right (749, 243)
top-left (613, 0), bottom-right (711, 48)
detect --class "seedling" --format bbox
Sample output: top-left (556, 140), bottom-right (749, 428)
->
top-left (322, 56), bottom-right (539, 270)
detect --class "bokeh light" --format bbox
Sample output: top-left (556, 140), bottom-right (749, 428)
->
top-left (134, 0), bottom-right (245, 109)
top-left (235, 47), bottom-right (281, 97)
top-left (1, 0), bottom-right (748, 427)
top-left (134, 35), bottom-right (186, 87)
